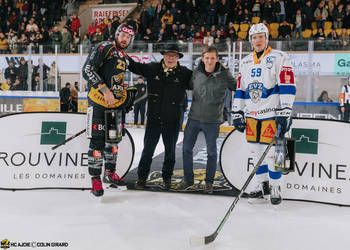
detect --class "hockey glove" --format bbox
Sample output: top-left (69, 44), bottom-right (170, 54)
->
top-left (232, 111), bottom-right (246, 133)
top-left (123, 86), bottom-right (137, 113)
top-left (275, 108), bottom-right (292, 137)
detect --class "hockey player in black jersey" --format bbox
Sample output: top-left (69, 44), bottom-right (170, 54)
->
top-left (82, 24), bottom-right (137, 197)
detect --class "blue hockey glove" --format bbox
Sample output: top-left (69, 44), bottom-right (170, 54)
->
top-left (232, 111), bottom-right (246, 133)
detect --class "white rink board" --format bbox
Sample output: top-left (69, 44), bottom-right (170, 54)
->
top-left (0, 112), bottom-right (134, 189)
top-left (220, 118), bottom-right (350, 206)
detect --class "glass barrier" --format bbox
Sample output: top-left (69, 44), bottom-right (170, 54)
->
top-left (0, 40), bottom-right (348, 121)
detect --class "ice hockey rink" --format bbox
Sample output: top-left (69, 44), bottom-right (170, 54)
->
top-left (1, 128), bottom-right (350, 250)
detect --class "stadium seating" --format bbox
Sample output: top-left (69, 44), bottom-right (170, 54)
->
top-left (336, 28), bottom-right (342, 36)
top-left (302, 29), bottom-right (312, 39)
top-left (237, 31), bottom-right (248, 39)
top-left (311, 22), bottom-right (317, 30)
top-left (324, 29), bottom-right (332, 37)
top-left (270, 22), bottom-right (279, 32)
top-left (324, 21), bottom-right (332, 30)
top-left (252, 16), bottom-right (260, 24)
top-left (240, 23), bottom-right (249, 32)
top-left (233, 24), bottom-right (239, 33)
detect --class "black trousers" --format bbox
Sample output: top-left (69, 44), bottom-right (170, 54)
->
top-left (60, 103), bottom-right (69, 112)
top-left (137, 120), bottom-right (180, 181)
top-left (72, 101), bottom-right (78, 112)
top-left (134, 103), bottom-right (146, 125)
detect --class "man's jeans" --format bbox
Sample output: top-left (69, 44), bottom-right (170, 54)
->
top-left (183, 119), bottom-right (220, 183)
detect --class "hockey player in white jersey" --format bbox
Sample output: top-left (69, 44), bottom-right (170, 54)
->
top-left (232, 23), bottom-right (296, 205)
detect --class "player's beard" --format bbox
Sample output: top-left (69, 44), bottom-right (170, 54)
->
top-left (116, 37), bottom-right (130, 50)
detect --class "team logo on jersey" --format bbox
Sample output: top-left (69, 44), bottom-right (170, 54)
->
top-left (266, 56), bottom-right (275, 69)
top-left (280, 66), bottom-right (295, 84)
top-left (247, 81), bottom-right (264, 103)
top-left (111, 73), bottom-right (126, 99)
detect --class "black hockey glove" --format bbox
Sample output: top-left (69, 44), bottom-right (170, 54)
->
top-left (123, 86), bottom-right (137, 113)
top-left (232, 111), bottom-right (246, 133)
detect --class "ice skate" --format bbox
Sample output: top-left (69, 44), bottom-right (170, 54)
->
top-left (103, 171), bottom-right (127, 191)
top-left (91, 176), bottom-right (104, 197)
top-left (248, 181), bottom-right (270, 204)
top-left (270, 185), bottom-right (282, 205)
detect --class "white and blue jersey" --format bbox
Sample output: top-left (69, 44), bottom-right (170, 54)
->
top-left (233, 46), bottom-right (296, 120)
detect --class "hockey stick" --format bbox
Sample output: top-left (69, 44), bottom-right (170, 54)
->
top-left (189, 128), bottom-right (281, 246)
top-left (51, 129), bottom-right (86, 150)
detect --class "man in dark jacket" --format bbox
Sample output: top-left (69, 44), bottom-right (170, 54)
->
top-left (4, 59), bottom-right (18, 84)
top-left (127, 44), bottom-right (192, 190)
top-left (133, 76), bottom-right (147, 128)
top-left (59, 82), bottom-right (71, 111)
top-left (18, 57), bottom-right (28, 90)
top-left (181, 45), bottom-right (236, 194)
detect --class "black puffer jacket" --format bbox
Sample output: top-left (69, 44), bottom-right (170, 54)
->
top-left (128, 58), bottom-right (192, 123)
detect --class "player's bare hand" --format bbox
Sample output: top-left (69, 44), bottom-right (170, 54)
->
top-left (104, 89), bottom-right (116, 106)
top-left (341, 107), bottom-right (345, 113)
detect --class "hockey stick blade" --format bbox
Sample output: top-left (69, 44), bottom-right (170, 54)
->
top-left (189, 232), bottom-right (218, 246)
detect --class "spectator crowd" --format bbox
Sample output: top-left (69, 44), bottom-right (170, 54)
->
top-left (0, 0), bottom-right (349, 54)
top-left (131, 0), bottom-right (350, 49)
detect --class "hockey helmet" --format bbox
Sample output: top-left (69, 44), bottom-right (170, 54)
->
top-left (115, 24), bottom-right (135, 39)
top-left (249, 23), bottom-right (269, 43)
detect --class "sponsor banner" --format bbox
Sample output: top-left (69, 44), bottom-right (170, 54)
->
top-left (91, 4), bottom-right (136, 24)
top-left (0, 97), bottom-right (23, 114)
top-left (0, 113), bottom-right (134, 189)
top-left (0, 92), bottom-right (136, 124)
top-left (220, 118), bottom-right (350, 205)
top-left (288, 53), bottom-right (334, 76)
top-left (334, 53), bottom-right (350, 76)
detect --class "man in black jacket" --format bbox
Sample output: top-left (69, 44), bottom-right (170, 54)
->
top-left (133, 76), bottom-right (147, 128)
top-left (4, 59), bottom-right (18, 84)
top-left (59, 82), bottom-right (71, 112)
top-left (127, 44), bottom-right (192, 190)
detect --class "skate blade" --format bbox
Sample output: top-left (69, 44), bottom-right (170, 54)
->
top-left (103, 183), bottom-right (127, 191)
top-left (248, 197), bottom-right (269, 205)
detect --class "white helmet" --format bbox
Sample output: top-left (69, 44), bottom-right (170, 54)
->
top-left (249, 23), bottom-right (269, 43)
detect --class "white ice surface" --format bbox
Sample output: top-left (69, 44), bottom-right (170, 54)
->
top-left (1, 128), bottom-right (350, 250)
